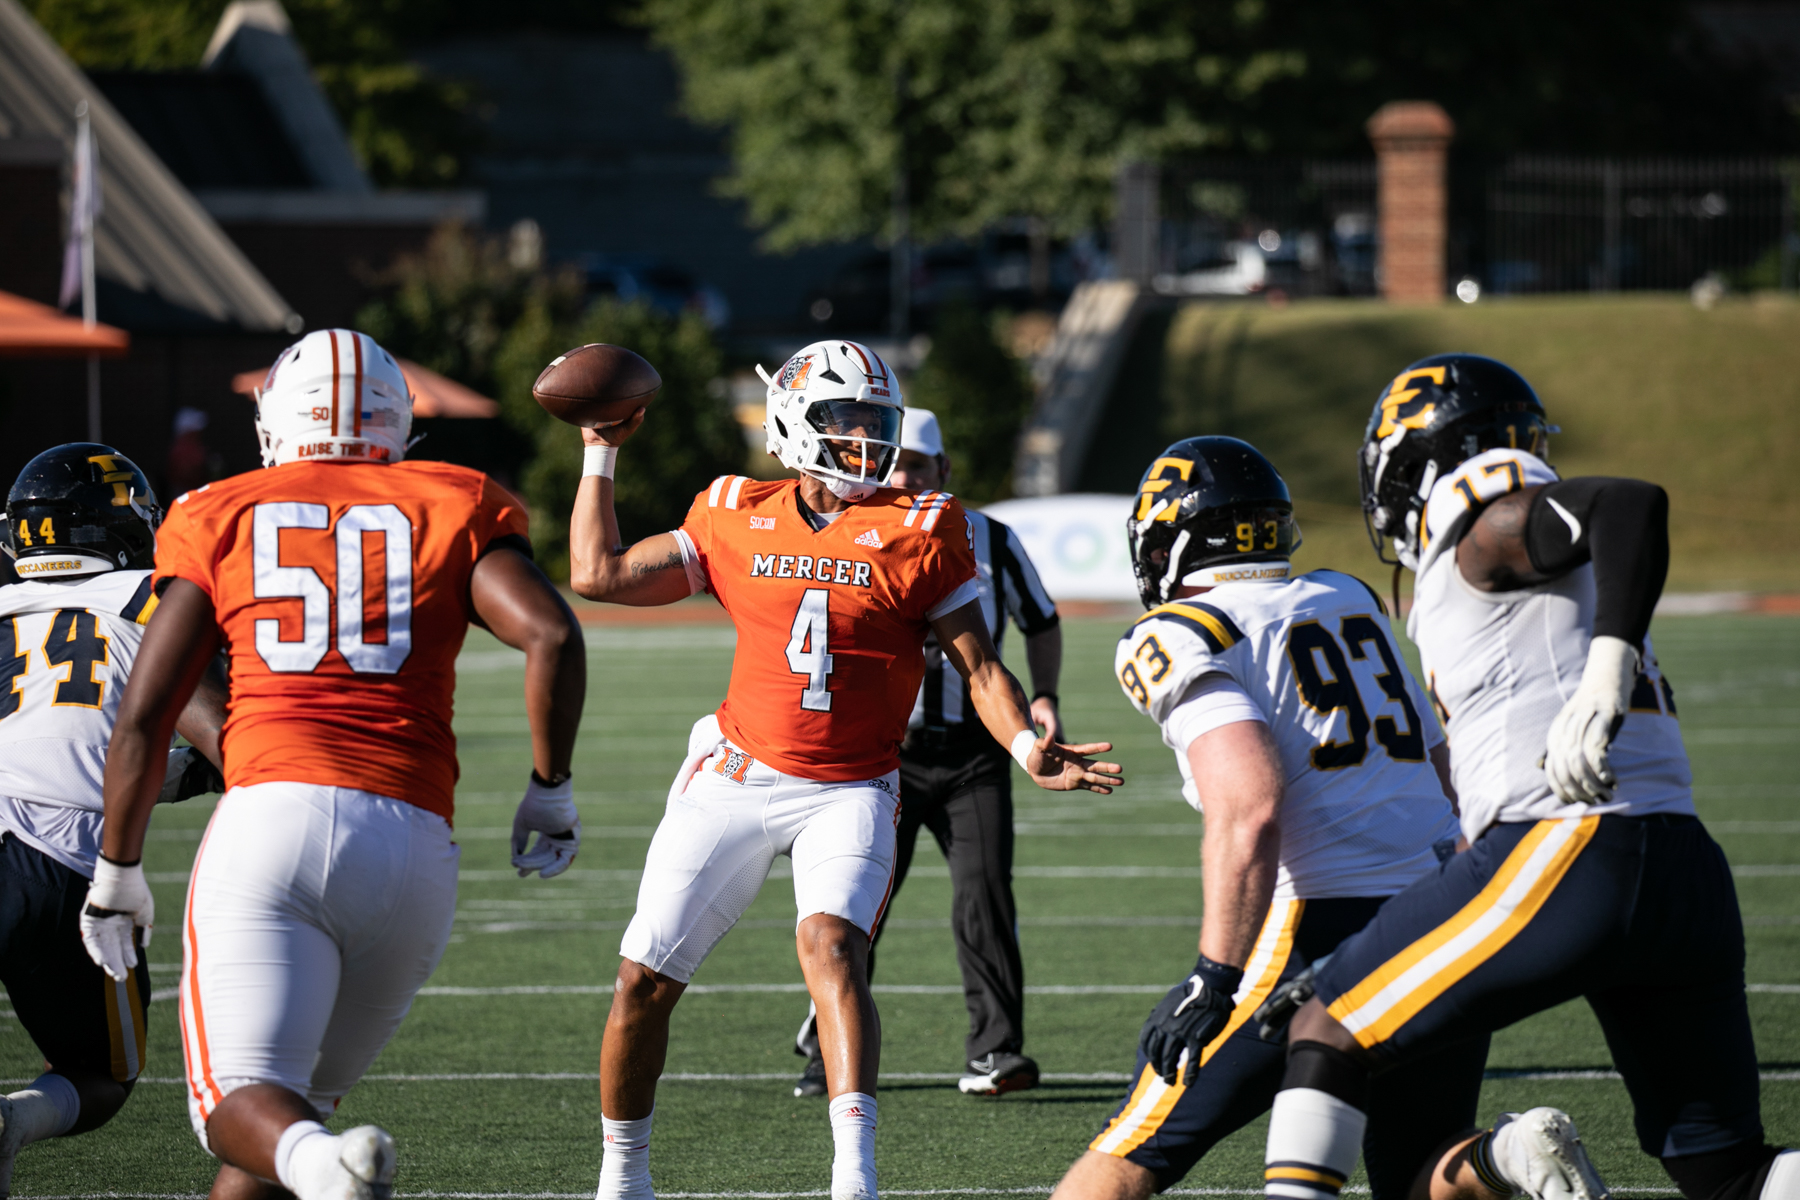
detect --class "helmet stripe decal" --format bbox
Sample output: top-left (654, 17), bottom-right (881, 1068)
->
top-left (327, 329), bottom-right (341, 437)
top-left (351, 332), bottom-right (365, 438)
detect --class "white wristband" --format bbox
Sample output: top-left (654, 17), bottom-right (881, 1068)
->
top-left (1009, 728), bottom-right (1038, 772)
top-left (582, 444), bottom-right (618, 479)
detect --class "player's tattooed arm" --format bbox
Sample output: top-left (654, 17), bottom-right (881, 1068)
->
top-left (629, 547), bottom-right (685, 581)
top-left (566, 413), bottom-right (693, 606)
top-left (1456, 484), bottom-right (1549, 592)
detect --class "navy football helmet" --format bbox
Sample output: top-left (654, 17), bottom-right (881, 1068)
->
top-left (1128, 436), bottom-right (1301, 609)
top-left (5, 443), bottom-right (160, 579)
top-left (1358, 354), bottom-right (1556, 568)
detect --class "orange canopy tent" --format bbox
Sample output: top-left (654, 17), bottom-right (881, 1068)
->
top-left (230, 358), bottom-right (500, 418)
top-left (0, 289), bottom-right (129, 357)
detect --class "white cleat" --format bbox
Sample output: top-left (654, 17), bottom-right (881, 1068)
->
top-left (313, 1125), bottom-right (396, 1200)
top-left (1492, 1108), bottom-right (1612, 1200)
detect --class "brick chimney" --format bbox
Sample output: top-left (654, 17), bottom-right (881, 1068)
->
top-left (1366, 102), bottom-right (1454, 304)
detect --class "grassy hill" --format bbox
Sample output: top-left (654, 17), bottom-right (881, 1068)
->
top-left (1078, 293), bottom-right (1800, 594)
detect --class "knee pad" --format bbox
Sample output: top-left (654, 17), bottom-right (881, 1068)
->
top-left (1661, 1141), bottom-right (1782, 1200)
top-left (1281, 1039), bottom-right (1370, 1110)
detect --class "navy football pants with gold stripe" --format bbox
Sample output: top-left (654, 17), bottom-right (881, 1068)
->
top-left (1090, 896), bottom-right (1488, 1196)
top-left (1316, 814), bottom-right (1763, 1160)
top-left (0, 833), bottom-right (150, 1084)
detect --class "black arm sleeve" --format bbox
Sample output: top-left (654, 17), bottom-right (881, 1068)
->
top-left (1525, 477), bottom-right (1669, 645)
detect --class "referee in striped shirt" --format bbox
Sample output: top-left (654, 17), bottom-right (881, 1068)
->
top-left (793, 409), bottom-right (1063, 1099)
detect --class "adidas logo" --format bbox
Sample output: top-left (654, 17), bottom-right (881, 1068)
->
top-left (854, 528), bottom-right (883, 549)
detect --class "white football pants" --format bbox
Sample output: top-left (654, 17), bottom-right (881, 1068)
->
top-left (179, 782), bottom-right (459, 1147)
top-left (620, 724), bottom-right (900, 984)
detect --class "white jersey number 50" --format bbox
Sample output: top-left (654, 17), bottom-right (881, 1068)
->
top-left (785, 588), bottom-right (834, 712)
top-left (253, 502), bottom-right (414, 675)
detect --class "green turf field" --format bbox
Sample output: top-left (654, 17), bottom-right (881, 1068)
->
top-left (6, 613), bottom-right (1796, 1198)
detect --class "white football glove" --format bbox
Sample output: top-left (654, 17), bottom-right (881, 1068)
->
top-left (1544, 635), bottom-right (1640, 805)
top-left (511, 772), bottom-right (580, 879)
top-left (80, 857), bottom-right (153, 982)
top-left (158, 746), bottom-right (224, 804)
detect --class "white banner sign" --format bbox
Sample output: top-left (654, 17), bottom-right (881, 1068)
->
top-left (981, 494), bottom-right (1138, 602)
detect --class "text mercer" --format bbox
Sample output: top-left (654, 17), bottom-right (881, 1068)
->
top-left (751, 554), bottom-right (873, 587)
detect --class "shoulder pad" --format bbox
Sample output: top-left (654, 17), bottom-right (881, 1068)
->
top-left (1420, 449), bottom-right (1559, 571)
top-left (1303, 569), bottom-right (1388, 616)
top-left (1115, 604), bottom-right (1242, 722)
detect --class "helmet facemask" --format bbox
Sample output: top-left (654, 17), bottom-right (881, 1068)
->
top-left (760, 341), bottom-right (903, 501)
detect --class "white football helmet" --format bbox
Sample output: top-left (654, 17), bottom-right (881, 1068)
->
top-left (758, 340), bottom-right (903, 501)
top-left (253, 329), bottom-right (413, 467)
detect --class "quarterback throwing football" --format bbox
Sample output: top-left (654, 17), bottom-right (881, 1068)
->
top-left (86, 330), bottom-right (588, 1200)
top-left (568, 339), bottom-right (1122, 1200)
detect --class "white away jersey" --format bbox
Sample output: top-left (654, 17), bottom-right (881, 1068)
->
top-left (1411, 448), bottom-right (1694, 841)
top-left (1115, 570), bottom-right (1455, 900)
top-left (0, 570), bottom-right (159, 876)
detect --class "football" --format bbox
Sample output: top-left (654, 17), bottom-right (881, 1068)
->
top-left (531, 344), bottom-right (663, 428)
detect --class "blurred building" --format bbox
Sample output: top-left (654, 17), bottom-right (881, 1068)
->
top-left (411, 32), bottom-right (864, 335)
top-left (0, 0), bottom-right (484, 494)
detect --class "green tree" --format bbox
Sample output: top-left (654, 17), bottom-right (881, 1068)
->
top-left (904, 301), bottom-right (1032, 505)
top-left (640, 0), bottom-right (1793, 249)
top-left (24, 0), bottom-right (477, 185)
top-left (496, 299), bottom-right (739, 578)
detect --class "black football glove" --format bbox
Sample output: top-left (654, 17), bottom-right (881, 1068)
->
top-left (1253, 953), bottom-right (1332, 1042)
top-left (1139, 955), bottom-right (1243, 1085)
top-left (158, 747), bottom-right (224, 804)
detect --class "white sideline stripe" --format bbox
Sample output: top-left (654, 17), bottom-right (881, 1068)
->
top-left (22, 1068), bottom-right (1800, 1088)
top-left (150, 863), bottom-right (1799, 886)
top-left (151, 981), bottom-right (1800, 1004)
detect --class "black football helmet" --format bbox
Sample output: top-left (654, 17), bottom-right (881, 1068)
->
top-left (1128, 436), bottom-right (1302, 609)
top-left (5, 443), bottom-right (161, 579)
top-left (1358, 354), bottom-right (1557, 568)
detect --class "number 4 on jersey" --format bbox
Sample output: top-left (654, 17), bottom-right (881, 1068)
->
top-left (785, 588), bottom-right (834, 712)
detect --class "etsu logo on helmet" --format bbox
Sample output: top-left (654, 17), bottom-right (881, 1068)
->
top-left (4, 443), bottom-right (160, 577)
top-left (254, 329), bottom-right (414, 468)
top-left (1358, 353), bottom-right (1556, 569)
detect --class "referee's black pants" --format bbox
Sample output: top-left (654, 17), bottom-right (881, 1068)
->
top-left (870, 734), bottom-right (1025, 1064)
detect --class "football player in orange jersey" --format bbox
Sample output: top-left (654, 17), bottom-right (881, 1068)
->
top-left (81, 330), bottom-right (588, 1200)
top-left (567, 339), bottom-right (1124, 1200)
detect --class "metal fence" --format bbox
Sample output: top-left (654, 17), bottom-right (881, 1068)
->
top-left (1485, 157), bottom-right (1795, 293)
top-left (1140, 155), bottom-right (1798, 297)
top-left (1154, 159), bottom-right (1378, 297)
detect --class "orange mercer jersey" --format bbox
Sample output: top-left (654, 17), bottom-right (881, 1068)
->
top-left (680, 477), bottom-right (979, 780)
top-left (153, 460), bottom-right (530, 822)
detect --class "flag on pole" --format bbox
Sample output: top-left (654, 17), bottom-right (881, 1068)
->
top-left (59, 103), bottom-right (100, 314)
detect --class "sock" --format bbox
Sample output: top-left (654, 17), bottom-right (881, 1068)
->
top-left (597, 1109), bottom-right (655, 1200)
top-left (1470, 1118), bottom-right (1516, 1196)
top-left (828, 1092), bottom-right (877, 1200)
top-left (275, 1120), bottom-right (342, 1195)
top-left (1761, 1150), bottom-right (1800, 1199)
top-left (6, 1073), bottom-right (81, 1146)
top-left (1264, 1087), bottom-right (1367, 1199)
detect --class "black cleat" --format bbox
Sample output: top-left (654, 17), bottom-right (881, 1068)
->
top-left (794, 1047), bottom-right (828, 1097)
top-left (958, 1051), bottom-right (1040, 1096)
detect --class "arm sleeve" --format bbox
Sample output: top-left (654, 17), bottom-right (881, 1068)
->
top-left (151, 498), bottom-right (217, 600)
top-left (1525, 477), bottom-right (1669, 645)
top-left (913, 498), bottom-right (980, 621)
top-left (994, 521), bottom-right (1059, 636)
top-left (1164, 673), bottom-right (1267, 751)
top-left (677, 489), bottom-right (715, 595)
top-left (475, 476), bottom-right (532, 557)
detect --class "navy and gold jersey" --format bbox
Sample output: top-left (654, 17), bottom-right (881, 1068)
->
top-left (1115, 570), bottom-right (1454, 900)
top-left (1411, 448), bottom-right (1693, 840)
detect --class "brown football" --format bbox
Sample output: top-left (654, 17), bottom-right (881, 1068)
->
top-left (531, 344), bottom-right (662, 428)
